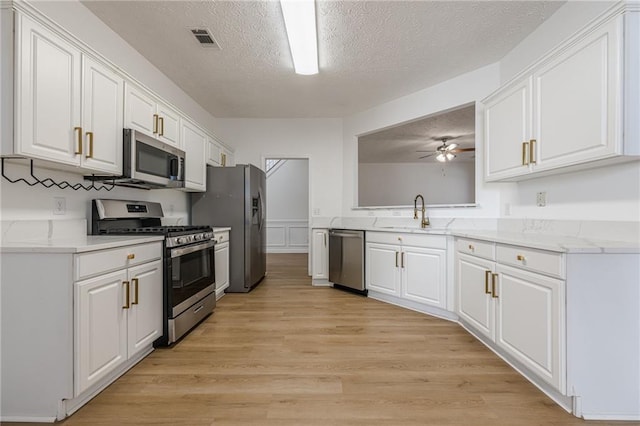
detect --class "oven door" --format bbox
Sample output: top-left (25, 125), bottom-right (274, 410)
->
top-left (170, 239), bottom-right (215, 317)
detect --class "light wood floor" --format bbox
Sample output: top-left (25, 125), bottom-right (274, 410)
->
top-left (21, 254), bottom-right (636, 425)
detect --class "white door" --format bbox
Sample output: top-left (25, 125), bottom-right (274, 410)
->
top-left (311, 229), bottom-right (328, 280)
top-left (533, 18), bottom-right (621, 172)
top-left (495, 264), bottom-right (565, 392)
top-left (156, 102), bottom-right (181, 147)
top-left (75, 270), bottom-right (128, 395)
top-left (124, 83), bottom-right (157, 137)
top-left (82, 56), bottom-right (123, 174)
top-left (127, 260), bottom-right (163, 358)
top-left (402, 246), bottom-right (446, 308)
top-left (484, 77), bottom-right (532, 181)
top-left (366, 243), bottom-right (400, 296)
top-left (182, 120), bottom-right (207, 191)
top-left (16, 14), bottom-right (81, 165)
top-left (215, 241), bottom-right (230, 296)
top-left (457, 254), bottom-right (495, 341)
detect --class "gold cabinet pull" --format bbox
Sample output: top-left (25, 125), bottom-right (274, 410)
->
top-left (323, 233), bottom-right (327, 247)
top-left (516, 254), bottom-right (525, 261)
top-left (401, 252), bottom-right (405, 269)
top-left (153, 114), bottom-right (159, 134)
top-left (74, 127), bottom-right (83, 155)
top-left (127, 253), bottom-right (135, 260)
top-left (159, 117), bottom-right (164, 136)
top-left (395, 251), bottom-right (399, 268)
top-left (491, 273), bottom-right (498, 298)
top-left (529, 139), bottom-right (536, 164)
top-left (468, 244), bottom-right (474, 251)
top-left (485, 270), bottom-right (492, 294)
top-left (221, 152), bottom-right (226, 166)
top-left (85, 131), bottom-right (94, 158)
top-left (123, 281), bottom-right (130, 309)
top-left (522, 141), bottom-right (529, 166)
top-left (132, 278), bottom-right (139, 305)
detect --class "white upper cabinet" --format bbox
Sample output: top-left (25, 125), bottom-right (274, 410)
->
top-left (15, 13), bottom-right (82, 165)
top-left (207, 138), bottom-right (222, 166)
top-left (124, 83), bottom-right (181, 148)
top-left (181, 119), bottom-right (207, 191)
top-left (14, 14), bottom-right (123, 174)
top-left (484, 11), bottom-right (639, 181)
top-left (81, 56), bottom-right (124, 174)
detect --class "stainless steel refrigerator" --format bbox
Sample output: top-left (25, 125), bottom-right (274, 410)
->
top-left (191, 165), bottom-right (266, 292)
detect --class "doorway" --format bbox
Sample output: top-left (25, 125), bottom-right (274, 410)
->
top-left (264, 157), bottom-right (310, 253)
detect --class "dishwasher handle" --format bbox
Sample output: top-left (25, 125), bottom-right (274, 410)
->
top-left (329, 230), bottom-right (363, 238)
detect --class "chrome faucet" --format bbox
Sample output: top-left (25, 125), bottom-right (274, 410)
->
top-left (414, 194), bottom-right (430, 228)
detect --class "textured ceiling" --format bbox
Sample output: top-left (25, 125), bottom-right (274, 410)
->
top-left (81, 1), bottom-right (564, 118)
top-left (359, 103), bottom-right (476, 163)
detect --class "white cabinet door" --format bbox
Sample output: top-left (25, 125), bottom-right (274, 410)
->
top-left (215, 241), bottom-right (230, 297)
top-left (207, 139), bottom-right (222, 166)
top-left (75, 270), bottom-right (128, 395)
top-left (124, 83), bottom-right (157, 136)
top-left (457, 253), bottom-right (495, 341)
top-left (533, 18), bottom-right (621, 171)
top-left (156, 102), bottom-right (181, 147)
top-left (484, 77), bottom-right (532, 181)
top-left (182, 119), bottom-right (207, 191)
top-left (495, 264), bottom-right (565, 392)
top-left (15, 13), bottom-right (82, 165)
top-left (126, 260), bottom-right (163, 358)
top-left (402, 246), bottom-right (446, 309)
top-left (311, 229), bottom-right (328, 280)
top-left (81, 56), bottom-right (123, 174)
top-left (366, 243), bottom-right (400, 296)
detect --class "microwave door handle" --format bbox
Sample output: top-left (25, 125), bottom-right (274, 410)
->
top-left (170, 158), bottom-right (178, 179)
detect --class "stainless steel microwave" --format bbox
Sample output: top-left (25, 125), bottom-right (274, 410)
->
top-left (89, 129), bottom-right (185, 189)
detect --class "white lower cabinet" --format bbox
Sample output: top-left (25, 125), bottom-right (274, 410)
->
top-left (0, 240), bottom-right (162, 421)
top-left (456, 238), bottom-right (565, 393)
top-left (366, 232), bottom-right (447, 311)
top-left (311, 229), bottom-right (329, 282)
top-left (213, 230), bottom-right (230, 298)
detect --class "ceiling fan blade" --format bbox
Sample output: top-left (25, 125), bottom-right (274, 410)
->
top-left (418, 153), bottom-right (437, 159)
top-left (450, 147), bottom-right (475, 153)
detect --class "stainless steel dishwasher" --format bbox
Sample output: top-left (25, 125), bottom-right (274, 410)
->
top-left (328, 229), bottom-right (366, 295)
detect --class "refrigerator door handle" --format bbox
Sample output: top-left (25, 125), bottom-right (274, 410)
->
top-left (257, 189), bottom-right (265, 231)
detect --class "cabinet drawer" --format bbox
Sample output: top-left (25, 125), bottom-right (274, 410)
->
top-left (213, 231), bottom-right (228, 244)
top-left (496, 244), bottom-right (565, 279)
top-left (366, 231), bottom-right (446, 249)
top-left (76, 242), bottom-right (162, 281)
top-left (456, 238), bottom-right (495, 260)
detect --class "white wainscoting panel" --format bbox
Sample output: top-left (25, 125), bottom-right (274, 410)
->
top-left (266, 220), bottom-right (309, 253)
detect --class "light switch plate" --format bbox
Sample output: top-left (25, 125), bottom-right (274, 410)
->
top-left (53, 197), bottom-right (66, 215)
top-left (536, 192), bottom-right (547, 207)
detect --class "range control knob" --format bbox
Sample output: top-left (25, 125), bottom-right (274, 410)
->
top-left (194, 234), bottom-right (202, 241)
top-left (176, 237), bottom-right (185, 244)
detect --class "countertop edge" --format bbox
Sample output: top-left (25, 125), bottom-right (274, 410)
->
top-left (0, 235), bottom-right (165, 254)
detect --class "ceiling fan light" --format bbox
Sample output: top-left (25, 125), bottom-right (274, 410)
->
top-left (446, 152), bottom-right (455, 161)
top-left (436, 153), bottom-right (446, 162)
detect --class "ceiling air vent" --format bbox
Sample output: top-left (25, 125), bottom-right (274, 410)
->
top-left (190, 29), bottom-right (220, 49)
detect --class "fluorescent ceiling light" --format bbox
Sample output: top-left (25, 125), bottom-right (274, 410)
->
top-left (280, 0), bottom-right (318, 75)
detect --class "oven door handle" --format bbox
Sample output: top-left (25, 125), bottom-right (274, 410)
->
top-left (170, 240), bottom-right (215, 258)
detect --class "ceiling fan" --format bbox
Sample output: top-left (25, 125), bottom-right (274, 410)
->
top-left (417, 136), bottom-right (475, 162)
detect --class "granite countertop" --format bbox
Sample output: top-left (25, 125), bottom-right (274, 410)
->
top-left (339, 226), bottom-right (640, 254)
top-left (0, 235), bottom-right (165, 254)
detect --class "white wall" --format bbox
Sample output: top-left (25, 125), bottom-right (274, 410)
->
top-left (497, 0), bottom-right (640, 222)
top-left (359, 162), bottom-right (475, 207)
top-left (214, 118), bottom-right (344, 221)
top-left (342, 63), bottom-right (504, 219)
top-left (266, 159), bottom-right (309, 220)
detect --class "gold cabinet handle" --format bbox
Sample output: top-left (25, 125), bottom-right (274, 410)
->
top-left (221, 152), bottom-right (226, 166)
top-left (401, 252), bottom-right (405, 269)
top-left (522, 141), bottom-right (529, 166)
top-left (74, 127), bottom-right (83, 155)
top-left (153, 114), bottom-right (159, 134)
top-left (85, 131), bottom-right (94, 158)
top-left (516, 254), bottom-right (525, 261)
top-left (485, 270), bottom-right (492, 294)
top-left (123, 281), bottom-right (130, 309)
top-left (491, 273), bottom-right (498, 298)
top-left (323, 233), bottom-right (326, 247)
top-left (395, 251), bottom-right (399, 268)
top-left (529, 139), bottom-right (536, 164)
top-left (132, 278), bottom-right (139, 305)
top-left (159, 116), bottom-right (164, 136)
top-left (468, 244), bottom-right (474, 251)
top-left (127, 253), bottom-right (135, 260)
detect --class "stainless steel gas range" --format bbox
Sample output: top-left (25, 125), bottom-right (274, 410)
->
top-left (92, 199), bottom-right (215, 345)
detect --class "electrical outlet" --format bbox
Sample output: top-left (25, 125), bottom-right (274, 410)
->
top-left (313, 208), bottom-right (320, 216)
top-left (168, 204), bottom-right (175, 216)
top-left (53, 197), bottom-right (66, 215)
top-left (536, 192), bottom-right (547, 207)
